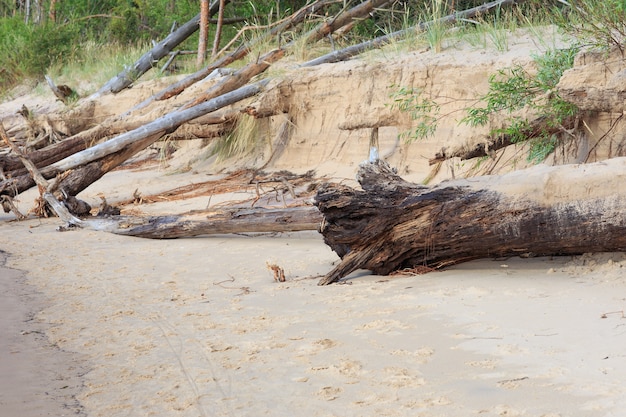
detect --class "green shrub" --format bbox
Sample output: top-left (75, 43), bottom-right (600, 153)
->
top-left (462, 47), bottom-right (580, 163)
top-left (388, 85), bottom-right (440, 142)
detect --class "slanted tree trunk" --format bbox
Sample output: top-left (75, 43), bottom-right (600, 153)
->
top-left (314, 158), bottom-right (626, 285)
top-left (211, 0), bottom-right (226, 58)
top-left (428, 115), bottom-right (577, 165)
top-left (93, 0), bottom-right (227, 98)
top-left (0, 81), bottom-right (269, 198)
top-left (302, 0), bottom-right (528, 67)
top-left (122, 0), bottom-right (369, 115)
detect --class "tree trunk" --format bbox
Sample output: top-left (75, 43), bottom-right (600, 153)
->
top-left (182, 48), bottom-right (283, 109)
top-left (122, 0), bottom-right (342, 115)
top-left (299, 0), bottom-right (392, 45)
top-left (197, 0), bottom-right (210, 69)
top-left (211, 0), bottom-right (226, 58)
top-left (314, 158), bottom-right (626, 285)
top-left (0, 81), bottom-right (269, 198)
top-left (48, 0), bottom-right (57, 22)
top-left (91, 206), bottom-right (321, 238)
top-left (93, 0), bottom-right (227, 98)
top-left (428, 115), bottom-right (576, 165)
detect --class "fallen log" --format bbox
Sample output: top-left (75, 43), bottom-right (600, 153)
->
top-left (314, 157), bottom-right (626, 285)
top-left (181, 48), bottom-right (284, 109)
top-left (126, 0), bottom-right (389, 116)
top-left (428, 115), bottom-right (576, 165)
top-left (91, 206), bottom-right (321, 238)
top-left (0, 80), bottom-right (269, 198)
top-left (125, 0), bottom-right (337, 115)
top-left (300, 0), bottom-right (392, 45)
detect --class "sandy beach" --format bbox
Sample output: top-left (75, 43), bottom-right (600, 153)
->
top-left (3, 165), bottom-right (626, 416)
top-left (0, 252), bottom-right (86, 416)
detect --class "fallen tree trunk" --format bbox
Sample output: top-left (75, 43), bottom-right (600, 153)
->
top-left (0, 80), bottom-right (268, 198)
top-left (314, 157), bottom-right (626, 285)
top-left (125, 0), bottom-right (388, 116)
top-left (125, 0), bottom-right (337, 115)
top-left (181, 48), bottom-right (284, 109)
top-left (90, 206), bottom-right (321, 238)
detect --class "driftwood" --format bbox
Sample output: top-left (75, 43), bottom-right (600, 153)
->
top-left (314, 157), bottom-right (626, 285)
top-left (91, 206), bottom-right (321, 238)
top-left (181, 48), bottom-right (284, 109)
top-left (300, 0), bottom-right (392, 45)
top-left (44, 75), bottom-right (76, 104)
top-left (428, 115), bottom-right (577, 165)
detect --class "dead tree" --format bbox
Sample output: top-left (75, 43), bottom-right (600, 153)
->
top-left (0, 80), bottom-right (269, 198)
top-left (91, 206), bottom-right (321, 238)
top-left (314, 157), bottom-right (626, 285)
top-left (124, 0), bottom-right (381, 115)
top-left (428, 115), bottom-right (578, 165)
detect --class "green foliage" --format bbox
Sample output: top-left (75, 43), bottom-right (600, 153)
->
top-left (0, 17), bottom-right (80, 89)
top-left (462, 47), bottom-right (579, 163)
top-left (388, 85), bottom-right (440, 142)
top-left (553, 0), bottom-right (626, 51)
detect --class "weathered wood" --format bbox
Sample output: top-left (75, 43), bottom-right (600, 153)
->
top-left (0, 81), bottom-right (269, 198)
top-left (300, 0), bottom-right (392, 45)
top-left (182, 48), bottom-right (284, 109)
top-left (315, 158), bottom-right (626, 285)
top-left (0, 134), bottom-right (88, 177)
top-left (93, 206), bottom-right (321, 238)
top-left (52, 80), bottom-right (269, 173)
top-left (1, 122), bottom-right (87, 221)
top-left (45, 75), bottom-right (76, 104)
top-left (125, 0), bottom-right (336, 115)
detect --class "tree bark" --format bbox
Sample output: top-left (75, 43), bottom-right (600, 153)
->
top-left (48, 0), bottom-right (57, 22)
top-left (122, 0), bottom-right (337, 115)
top-left (314, 158), bottom-right (626, 285)
top-left (211, 0), bottom-right (226, 58)
top-left (182, 48), bottom-right (283, 109)
top-left (428, 115), bottom-right (576, 165)
top-left (300, 0), bottom-right (392, 45)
